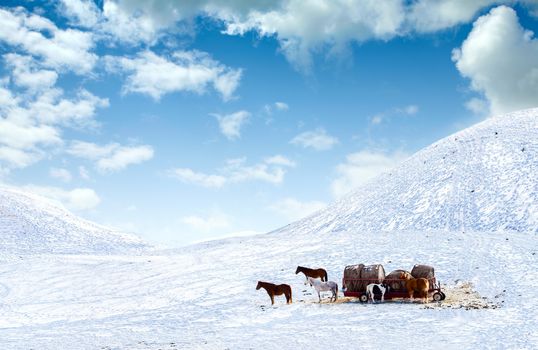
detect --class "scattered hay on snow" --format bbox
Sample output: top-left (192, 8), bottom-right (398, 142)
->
top-left (424, 282), bottom-right (500, 310)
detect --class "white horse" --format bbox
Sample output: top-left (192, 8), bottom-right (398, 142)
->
top-left (307, 277), bottom-right (338, 302)
top-left (366, 283), bottom-right (388, 303)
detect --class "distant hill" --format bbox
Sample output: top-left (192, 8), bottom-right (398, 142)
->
top-left (0, 187), bottom-right (150, 255)
top-left (278, 108), bottom-right (538, 235)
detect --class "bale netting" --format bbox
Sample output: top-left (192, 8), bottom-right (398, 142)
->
top-left (385, 269), bottom-right (411, 291)
top-left (343, 264), bottom-right (386, 292)
top-left (343, 264), bottom-right (364, 292)
top-left (411, 264), bottom-right (435, 279)
top-left (359, 265), bottom-right (385, 291)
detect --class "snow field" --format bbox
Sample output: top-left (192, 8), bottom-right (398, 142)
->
top-left (0, 229), bottom-right (536, 349)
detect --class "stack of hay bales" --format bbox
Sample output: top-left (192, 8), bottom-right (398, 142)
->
top-left (343, 264), bottom-right (385, 292)
top-left (385, 269), bottom-right (411, 291)
top-left (411, 264), bottom-right (435, 279)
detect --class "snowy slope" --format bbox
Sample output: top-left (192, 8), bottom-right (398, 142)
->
top-left (281, 108), bottom-right (538, 236)
top-left (0, 187), bottom-right (150, 255)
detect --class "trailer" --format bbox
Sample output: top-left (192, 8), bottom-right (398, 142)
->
top-left (342, 264), bottom-right (446, 302)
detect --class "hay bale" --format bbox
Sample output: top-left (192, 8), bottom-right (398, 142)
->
top-left (343, 264), bottom-right (364, 292)
top-left (411, 264), bottom-right (435, 279)
top-left (359, 264), bottom-right (385, 291)
top-left (343, 264), bottom-right (386, 292)
top-left (385, 269), bottom-right (411, 291)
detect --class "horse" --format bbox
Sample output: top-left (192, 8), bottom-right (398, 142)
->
top-left (399, 272), bottom-right (429, 303)
top-left (366, 283), bottom-right (389, 303)
top-left (307, 277), bottom-right (338, 303)
top-left (256, 281), bottom-right (292, 305)
top-left (296, 266), bottom-right (328, 284)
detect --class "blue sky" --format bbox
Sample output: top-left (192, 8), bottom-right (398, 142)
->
top-left (1, 1), bottom-right (537, 246)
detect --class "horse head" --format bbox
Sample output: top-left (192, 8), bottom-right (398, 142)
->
top-left (399, 272), bottom-right (411, 280)
top-left (295, 266), bottom-right (301, 274)
top-left (256, 281), bottom-right (262, 290)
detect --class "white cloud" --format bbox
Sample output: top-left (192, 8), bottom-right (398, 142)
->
top-left (79, 165), bottom-right (90, 180)
top-left (274, 102), bottom-right (289, 111)
top-left (269, 197), bottom-right (326, 221)
top-left (169, 155), bottom-right (295, 188)
top-left (452, 5), bottom-right (538, 115)
top-left (0, 146), bottom-right (42, 169)
top-left (370, 104), bottom-right (419, 125)
top-left (58, 0), bottom-right (101, 28)
top-left (264, 155), bottom-right (296, 167)
top-left (212, 110), bottom-right (250, 140)
top-left (104, 50), bottom-right (242, 101)
top-left (407, 0), bottom-right (499, 33)
top-left (402, 105), bottom-right (419, 115)
top-left (264, 101), bottom-right (289, 115)
top-left (224, 0), bottom-right (405, 72)
top-left (331, 150), bottom-right (408, 198)
top-left (0, 7), bottom-right (97, 74)
top-left (96, 145), bottom-right (154, 173)
top-left (169, 168), bottom-right (227, 188)
top-left (28, 89), bottom-right (109, 127)
top-left (4, 54), bottom-right (58, 91)
top-left (49, 167), bottom-right (73, 182)
top-left (290, 128), bottom-right (339, 151)
top-left (67, 141), bottom-right (154, 173)
top-left (181, 213), bottom-right (231, 232)
top-left (371, 114), bottom-right (383, 125)
top-left (23, 185), bottom-right (101, 211)
top-left (465, 97), bottom-right (489, 115)
top-left (0, 78), bottom-right (107, 170)
top-left (59, 0), bottom-right (536, 74)
top-left (0, 117), bottom-right (61, 151)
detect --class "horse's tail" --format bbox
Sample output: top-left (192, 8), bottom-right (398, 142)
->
top-left (287, 286), bottom-right (293, 304)
top-left (324, 270), bottom-right (328, 282)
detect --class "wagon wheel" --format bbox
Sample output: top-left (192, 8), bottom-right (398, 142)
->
top-left (359, 293), bottom-right (369, 303)
top-left (440, 292), bottom-right (446, 300)
top-left (432, 292), bottom-right (443, 302)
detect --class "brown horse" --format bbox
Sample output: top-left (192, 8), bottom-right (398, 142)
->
top-left (400, 272), bottom-right (429, 303)
top-left (295, 266), bottom-right (328, 284)
top-left (256, 281), bottom-right (292, 305)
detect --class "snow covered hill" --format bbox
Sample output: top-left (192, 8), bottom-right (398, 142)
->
top-left (0, 187), bottom-right (149, 255)
top-left (281, 108), bottom-right (538, 236)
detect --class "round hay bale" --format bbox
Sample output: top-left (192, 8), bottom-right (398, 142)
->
top-left (385, 269), bottom-right (411, 291)
top-left (411, 264), bottom-right (435, 279)
top-left (358, 264), bottom-right (386, 292)
top-left (343, 264), bottom-right (364, 292)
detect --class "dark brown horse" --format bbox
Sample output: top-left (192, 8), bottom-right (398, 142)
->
top-left (296, 266), bottom-right (328, 284)
top-left (256, 281), bottom-right (292, 305)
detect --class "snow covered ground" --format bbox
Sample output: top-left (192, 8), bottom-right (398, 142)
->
top-left (1, 108), bottom-right (537, 349)
top-left (0, 229), bottom-right (536, 349)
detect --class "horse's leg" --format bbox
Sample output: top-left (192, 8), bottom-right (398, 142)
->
top-left (334, 285), bottom-right (338, 302)
top-left (270, 294), bottom-right (274, 305)
top-left (318, 291), bottom-right (321, 303)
